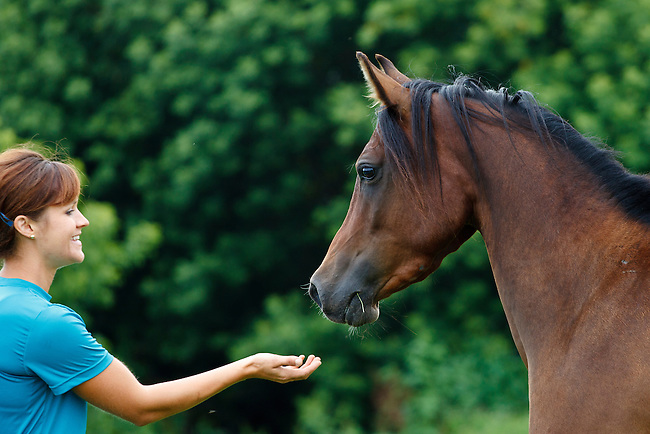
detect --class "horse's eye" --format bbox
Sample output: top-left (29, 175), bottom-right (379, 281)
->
top-left (358, 165), bottom-right (377, 181)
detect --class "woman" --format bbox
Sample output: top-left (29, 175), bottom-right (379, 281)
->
top-left (0, 146), bottom-right (321, 433)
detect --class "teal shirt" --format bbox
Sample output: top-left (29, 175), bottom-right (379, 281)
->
top-left (0, 277), bottom-right (113, 433)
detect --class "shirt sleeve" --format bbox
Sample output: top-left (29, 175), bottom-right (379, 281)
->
top-left (23, 304), bottom-right (114, 395)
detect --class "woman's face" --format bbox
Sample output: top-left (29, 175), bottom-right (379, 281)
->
top-left (33, 200), bottom-right (89, 270)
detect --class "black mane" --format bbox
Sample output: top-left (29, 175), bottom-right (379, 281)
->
top-left (376, 76), bottom-right (650, 224)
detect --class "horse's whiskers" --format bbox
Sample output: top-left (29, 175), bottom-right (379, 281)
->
top-left (356, 292), bottom-right (365, 313)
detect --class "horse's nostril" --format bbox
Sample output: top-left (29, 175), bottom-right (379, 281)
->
top-left (308, 283), bottom-right (322, 309)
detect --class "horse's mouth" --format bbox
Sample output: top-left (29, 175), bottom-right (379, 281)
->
top-left (308, 282), bottom-right (379, 326)
top-left (344, 291), bottom-right (380, 326)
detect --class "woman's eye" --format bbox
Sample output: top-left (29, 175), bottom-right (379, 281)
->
top-left (358, 165), bottom-right (377, 181)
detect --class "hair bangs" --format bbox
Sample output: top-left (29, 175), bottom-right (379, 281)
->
top-left (40, 161), bottom-right (82, 207)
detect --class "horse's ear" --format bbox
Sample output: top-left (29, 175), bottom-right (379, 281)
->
top-left (357, 52), bottom-right (410, 117)
top-left (375, 54), bottom-right (411, 85)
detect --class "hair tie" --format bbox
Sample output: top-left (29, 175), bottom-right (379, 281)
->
top-left (0, 212), bottom-right (13, 227)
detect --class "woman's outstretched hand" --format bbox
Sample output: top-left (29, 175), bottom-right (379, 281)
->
top-left (245, 353), bottom-right (322, 383)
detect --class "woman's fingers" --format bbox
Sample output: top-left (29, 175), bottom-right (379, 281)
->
top-left (294, 355), bottom-right (321, 376)
top-left (251, 353), bottom-right (321, 382)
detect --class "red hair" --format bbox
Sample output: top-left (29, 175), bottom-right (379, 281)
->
top-left (0, 145), bottom-right (82, 258)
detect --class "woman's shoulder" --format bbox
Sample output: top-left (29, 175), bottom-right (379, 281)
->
top-left (0, 281), bottom-right (52, 324)
top-left (34, 302), bottom-right (85, 329)
top-left (0, 280), bottom-right (84, 333)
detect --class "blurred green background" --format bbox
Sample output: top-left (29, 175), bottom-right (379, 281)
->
top-left (1, 0), bottom-right (649, 432)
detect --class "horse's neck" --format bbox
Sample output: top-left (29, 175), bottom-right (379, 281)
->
top-left (473, 133), bottom-right (650, 364)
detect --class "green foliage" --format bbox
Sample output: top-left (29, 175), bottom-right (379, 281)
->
top-left (0, 0), bottom-right (648, 432)
top-left (0, 119), bottom-right (18, 149)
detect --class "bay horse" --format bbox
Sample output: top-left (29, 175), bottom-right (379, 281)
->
top-left (309, 52), bottom-right (650, 432)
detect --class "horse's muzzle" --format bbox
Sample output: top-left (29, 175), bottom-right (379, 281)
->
top-left (308, 279), bottom-right (379, 326)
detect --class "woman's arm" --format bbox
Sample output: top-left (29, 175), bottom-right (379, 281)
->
top-left (73, 353), bottom-right (321, 426)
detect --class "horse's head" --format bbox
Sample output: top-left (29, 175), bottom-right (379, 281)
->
top-left (309, 53), bottom-right (478, 326)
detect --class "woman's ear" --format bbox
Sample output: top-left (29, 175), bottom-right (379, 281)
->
top-left (13, 216), bottom-right (35, 239)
